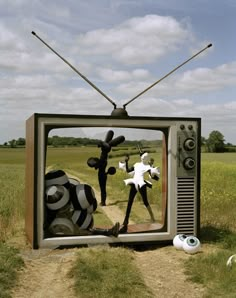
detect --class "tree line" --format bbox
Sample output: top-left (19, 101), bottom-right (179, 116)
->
top-left (201, 130), bottom-right (236, 152)
top-left (2, 130), bottom-right (236, 152)
top-left (1, 135), bottom-right (161, 149)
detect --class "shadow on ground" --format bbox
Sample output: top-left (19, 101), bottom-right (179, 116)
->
top-left (200, 225), bottom-right (236, 249)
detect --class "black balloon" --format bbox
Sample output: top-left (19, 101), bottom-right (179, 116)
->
top-left (87, 130), bottom-right (125, 206)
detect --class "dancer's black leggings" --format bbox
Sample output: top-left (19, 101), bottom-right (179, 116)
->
top-left (123, 184), bottom-right (149, 225)
top-left (98, 170), bottom-right (107, 203)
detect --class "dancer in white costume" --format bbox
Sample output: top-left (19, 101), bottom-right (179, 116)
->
top-left (120, 152), bottom-right (160, 233)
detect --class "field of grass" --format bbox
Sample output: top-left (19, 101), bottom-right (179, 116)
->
top-left (0, 149), bottom-right (25, 242)
top-left (185, 152), bottom-right (236, 297)
top-left (201, 157), bottom-right (236, 232)
top-left (0, 148), bottom-right (236, 297)
top-left (0, 243), bottom-right (24, 298)
top-left (69, 246), bottom-right (153, 298)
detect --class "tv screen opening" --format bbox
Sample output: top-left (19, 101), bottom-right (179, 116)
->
top-left (25, 114), bottom-right (200, 249)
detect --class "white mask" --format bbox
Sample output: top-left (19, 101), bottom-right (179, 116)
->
top-left (141, 152), bottom-right (149, 163)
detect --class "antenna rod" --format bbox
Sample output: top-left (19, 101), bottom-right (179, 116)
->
top-left (31, 31), bottom-right (116, 108)
top-left (123, 43), bottom-right (212, 108)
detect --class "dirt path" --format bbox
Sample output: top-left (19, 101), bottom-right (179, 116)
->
top-left (135, 246), bottom-right (205, 297)
top-left (11, 248), bottom-right (77, 298)
top-left (11, 242), bottom-right (206, 298)
top-left (11, 172), bottom-right (206, 297)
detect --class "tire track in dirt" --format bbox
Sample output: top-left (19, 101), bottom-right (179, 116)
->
top-left (11, 249), bottom-right (78, 298)
top-left (134, 246), bottom-right (205, 297)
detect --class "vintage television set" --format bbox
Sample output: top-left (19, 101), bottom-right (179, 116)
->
top-left (25, 33), bottom-right (210, 248)
top-left (25, 113), bottom-right (201, 249)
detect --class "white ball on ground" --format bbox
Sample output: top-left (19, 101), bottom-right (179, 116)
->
top-left (183, 236), bottom-right (201, 254)
top-left (173, 234), bottom-right (188, 250)
top-left (226, 254), bottom-right (236, 267)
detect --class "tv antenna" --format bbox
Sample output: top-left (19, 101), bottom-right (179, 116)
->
top-left (32, 31), bottom-right (212, 117)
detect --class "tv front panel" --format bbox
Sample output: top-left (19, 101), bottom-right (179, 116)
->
top-left (25, 113), bottom-right (201, 249)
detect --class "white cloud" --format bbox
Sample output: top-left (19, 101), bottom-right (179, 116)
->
top-left (225, 101), bottom-right (236, 110)
top-left (75, 15), bottom-right (191, 64)
top-left (115, 60), bottom-right (236, 99)
top-left (172, 98), bottom-right (193, 106)
top-left (0, 3), bottom-right (235, 144)
top-left (176, 62), bottom-right (236, 92)
top-left (0, 23), bottom-right (25, 51)
top-left (97, 67), bottom-right (150, 83)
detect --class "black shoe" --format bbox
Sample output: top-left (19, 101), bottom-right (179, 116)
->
top-left (90, 223), bottom-right (119, 237)
top-left (111, 222), bottom-right (120, 237)
top-left (100, 201), bottom-right (106, 206)
top-left (107, 222), bottom-right (120, 237)
top-left (119, 224), bottom-right (128, 234)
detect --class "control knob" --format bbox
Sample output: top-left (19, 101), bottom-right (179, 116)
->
top-left (184, 138), bottom-right (195, 151)
top-left (184, 158), bottom-right (195, 170)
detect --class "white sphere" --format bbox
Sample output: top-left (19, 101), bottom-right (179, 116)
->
top-left (226, 254), bottom-right (236, 267)
top-left (183, 236), bottom-right (201, 254)
top-left (173, 234), bottom-right (187, 250)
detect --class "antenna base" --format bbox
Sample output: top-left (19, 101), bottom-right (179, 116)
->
top-left (111, 107), bottom-right (129, 117)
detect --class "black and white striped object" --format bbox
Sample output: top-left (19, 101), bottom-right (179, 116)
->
top-left (70, 184), bottom-right (96, 210)
top-left (72, 210), bottom-right (94, 230)
top-left (45, 185), bottom-right (70, 210)
top-left (49, 217), bottom-right (75, 235)
top-left (87, 199), bottom-right (98, 214)
top-left (68, 177), bottom-right (80, 186)
top-left (45, 170), bottom-right (70, 189)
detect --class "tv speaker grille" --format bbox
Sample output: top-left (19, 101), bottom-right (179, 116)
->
top-left (176, 177), bottom-right (196, 235)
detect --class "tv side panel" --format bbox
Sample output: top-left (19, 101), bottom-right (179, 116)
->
top-left (161, 132), bottom-right (168, 228)
top-left (25, 114), bottom-right (38, 248)
top-left (175, 120), bottom-right (201, 237)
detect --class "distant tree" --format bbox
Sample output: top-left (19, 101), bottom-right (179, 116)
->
top-left (51, 135), bottom-right (61, 147)
top-left (8, 139), bottom-right (17, 148)
top-left (201, 136), bottom-right (207, 146)
top-left (206, 130), bottom-right (225, 152)
top-left (16, 137), bottom-right (25, 146)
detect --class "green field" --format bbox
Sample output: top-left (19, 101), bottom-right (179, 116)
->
top-left (0, 147), bottom-right (236, 297)
top-left (0, 147), bottom-right (236, 238)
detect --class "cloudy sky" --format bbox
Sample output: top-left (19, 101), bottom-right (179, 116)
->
top-left (0, 0), bottom-right (236, 144)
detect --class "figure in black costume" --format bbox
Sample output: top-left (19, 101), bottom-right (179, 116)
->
top-left (87, 130), bottom-right (125, 206)
top-left (119, 151), bottom-right (160, 233)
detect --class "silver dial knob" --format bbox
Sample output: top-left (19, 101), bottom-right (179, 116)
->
top-left (184, 158), bottom-right (195, 170)
top-left (184, 138), bottom-right (195, 151)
